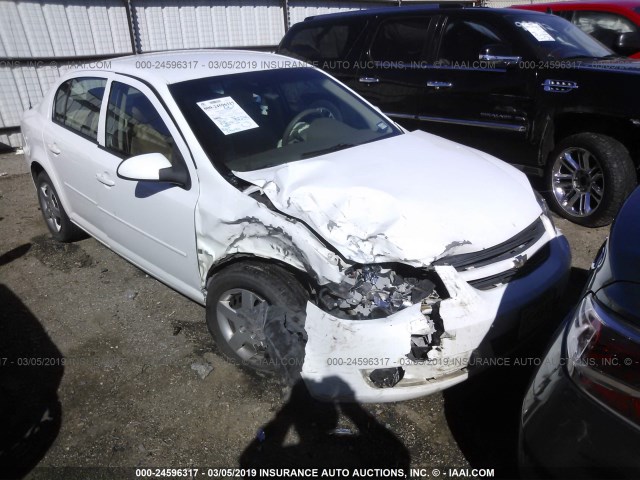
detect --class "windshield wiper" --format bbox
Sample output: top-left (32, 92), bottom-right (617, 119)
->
top-left (301, 143), bottom-right (354, 159)
top-left (561, 55), bottom-right (596, 60)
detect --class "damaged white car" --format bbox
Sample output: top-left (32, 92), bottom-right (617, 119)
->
top-left (21, 50), bottom-right (571, 402)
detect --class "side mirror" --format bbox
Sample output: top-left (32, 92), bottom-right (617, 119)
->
top-left (478, 43), bottom-right (521, 67)
top-left (616, 31), bottom-right (640, 56)
top-left (117, 152), bottom-right (190, 189)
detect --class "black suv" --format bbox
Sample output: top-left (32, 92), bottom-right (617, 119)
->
top-left (277, 6), bottom-right (640, 227)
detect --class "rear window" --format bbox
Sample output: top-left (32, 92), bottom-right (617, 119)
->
top-left (370, 18), bottom-right (431, 62)
top-left (53, 77), bottom-right (106, 140)
top-left (279, 20), bottom-right (366, 61)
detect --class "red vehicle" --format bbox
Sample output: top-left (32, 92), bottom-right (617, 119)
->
top-left (513, 1), bottom-right (640, 58)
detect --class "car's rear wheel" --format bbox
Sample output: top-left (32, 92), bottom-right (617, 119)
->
top-left (546, 133), bottom-right (636, 227)
top-left (35, 171), bottom-right (84, 242)
top-left (206, 262), bottom-right (307, 372)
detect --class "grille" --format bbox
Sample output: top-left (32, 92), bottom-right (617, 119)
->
top-left (434, 217), bottom-right (546, 271)
top-left (467, 243), bottom-right (551, 291)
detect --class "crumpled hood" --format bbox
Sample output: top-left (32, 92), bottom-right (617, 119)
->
top-left (234, 130), bottom-right (542, 265)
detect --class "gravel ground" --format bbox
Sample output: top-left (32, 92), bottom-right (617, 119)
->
top-left (0, 151), bottom-right (609, 480)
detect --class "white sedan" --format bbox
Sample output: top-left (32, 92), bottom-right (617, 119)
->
top-left (21, 50), bottom-right (571, 402)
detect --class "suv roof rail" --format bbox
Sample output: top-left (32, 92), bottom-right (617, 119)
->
top-left (303, 3), bottom-right (471, 22)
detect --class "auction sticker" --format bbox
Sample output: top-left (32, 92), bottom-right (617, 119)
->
top-left (196, 96), bottom-right (258, 135)
top-left (518, 21), bottom-right (555, 42)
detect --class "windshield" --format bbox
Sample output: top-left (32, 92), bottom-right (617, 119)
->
top-left (169, 68), bottom-right (400, 173)
top-left (506, 13), bottom-right (614, 59)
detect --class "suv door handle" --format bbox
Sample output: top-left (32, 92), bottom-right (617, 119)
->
top-left (426, 81), bottom-right (453, 89)
top-left (359, 77), bottom-right (380, 84)
top-left (47, 143), bottom-right (61, 155)
top-left (96, 172), bottom-right (115, 187)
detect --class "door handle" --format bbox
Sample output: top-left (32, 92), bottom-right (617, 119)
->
top-left (47, 143), bottom-right (61, 155)
top-left (96, 172), bottom-right (115, 187)
top-left (426, 81), bottom-right (453, 90)
top-left (359, 77), bottom-right (380, 84)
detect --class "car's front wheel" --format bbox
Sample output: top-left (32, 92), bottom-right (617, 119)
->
top-left (546, 133), bottom-right (636, 227)
top-left (35, 171), bottom-right (84, 242)
top-left (206, 262), bottom-right (308, 373)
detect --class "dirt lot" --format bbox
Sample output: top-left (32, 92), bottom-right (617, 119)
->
top-left (0, 150), bottom-right (608, 480)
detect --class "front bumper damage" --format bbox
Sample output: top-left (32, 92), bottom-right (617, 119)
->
top-left (300, 235), bottom-right (571, 403)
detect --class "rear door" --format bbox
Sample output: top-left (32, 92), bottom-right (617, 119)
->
top-left (354, 15), bottom-right (437, 131)
top-left (278, 17), bottom-right (370, 91)
top-left (42, 77), bottom-right (107, 233)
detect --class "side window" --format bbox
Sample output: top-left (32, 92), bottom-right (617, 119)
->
top-left (369, 18), bottom-right (430, 62)
top-left (571, 11), bottom-right (638, 50)
top-left (437, 18), bottom-right (512, 64)
top-left (105, 82), bottom-right (176, 163)
top-left (53, 77), bottom-right (106, 140)
top-left (555, 11), bottom-right (574, 21)
top-left (280, 22), bottom-right (362, 61)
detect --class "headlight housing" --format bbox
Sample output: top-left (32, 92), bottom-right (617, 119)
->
top-left (535, 191), bottom-right (556, 231)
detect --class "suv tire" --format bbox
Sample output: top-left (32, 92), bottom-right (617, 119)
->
top-left (546, 133), bottom-right (636, 227)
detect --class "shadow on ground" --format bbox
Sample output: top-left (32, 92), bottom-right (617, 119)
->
top-left (0, 283), bottom-right (64, 479)
top-left (443, 267), bottom-right (589, 479)
top-left (240, 378), bottom-right (411, 476)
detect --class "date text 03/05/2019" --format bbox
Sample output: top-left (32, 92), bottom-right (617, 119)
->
top-left (134, 467), bottom-right (495, 478)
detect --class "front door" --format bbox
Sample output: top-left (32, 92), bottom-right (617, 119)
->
top-left (418, 14), bottom-right (537, 165)
top-left (92, 77), bottom-right (201, 297)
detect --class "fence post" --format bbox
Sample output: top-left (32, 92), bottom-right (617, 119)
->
top-left (124, 0), bottom-right (142, 54)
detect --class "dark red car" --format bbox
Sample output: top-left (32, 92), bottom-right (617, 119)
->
top-left (513, 1), bottom-right (640, 58)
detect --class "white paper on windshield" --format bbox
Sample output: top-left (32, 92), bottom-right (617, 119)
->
top-left (519, 21), bottom-right (555, 42)
top-left (196, 97), bottom-right (259, 135)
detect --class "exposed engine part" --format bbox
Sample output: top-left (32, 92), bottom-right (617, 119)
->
top-left (319, 265), bottom-right (444, 320)
top-left (369, 367), bottom-right (405, 388)
top-left (409, 303), bottom-right (445, 360)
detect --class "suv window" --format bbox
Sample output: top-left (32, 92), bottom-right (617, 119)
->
top-left (53, 77), bottom-right (106, 140)
top-left (437, 18), bottom-right (512, 64)
top-left (571, 11), bottom-right (639, 50)
top-left (279, 22), bottom-right (362, 61)
top-left (369, 18), bottom-right (430, 62)
top-left (105, 82), bottom-right (176, 162)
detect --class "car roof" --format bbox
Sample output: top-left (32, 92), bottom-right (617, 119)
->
top-left (71, 50), bottom-right (309, 86)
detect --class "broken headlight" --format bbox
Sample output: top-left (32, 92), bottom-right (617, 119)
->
top-left (318, 264), bottom-right (445, 320)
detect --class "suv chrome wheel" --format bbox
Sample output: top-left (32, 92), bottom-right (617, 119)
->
top-left (551, 147), bottom-right (604, 217)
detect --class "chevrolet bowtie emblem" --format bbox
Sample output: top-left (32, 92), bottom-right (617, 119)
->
top-left (513, 254), bottom-right (528, 269)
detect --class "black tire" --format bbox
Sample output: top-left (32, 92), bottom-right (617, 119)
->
top-left (35, 171), bottom-right (84, 242)
top-left (545, 133), bottom-right (636, 227)
top-left (206, 262), bottom-right (308, 373)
